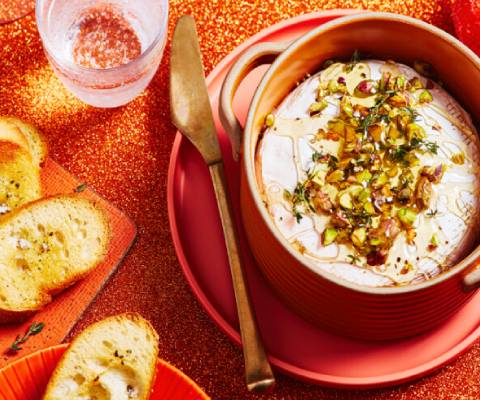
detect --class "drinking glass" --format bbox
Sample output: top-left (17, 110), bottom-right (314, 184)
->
top-left (36, 0), bottom-right (168, 108)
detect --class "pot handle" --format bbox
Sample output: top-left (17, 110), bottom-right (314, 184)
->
top-left (463, 259), bottom-right (480, 291)
top-left (219, 41), bottom-right (290, 161)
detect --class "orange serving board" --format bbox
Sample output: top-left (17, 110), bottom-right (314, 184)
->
top-left (0, 158), bottom-right (136, 368)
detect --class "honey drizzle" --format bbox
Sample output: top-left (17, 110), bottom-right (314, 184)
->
top-left (260, 61), bottom-right (480, 286)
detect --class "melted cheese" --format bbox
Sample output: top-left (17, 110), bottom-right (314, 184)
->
top-left (257, 60), bottom-right (480, 287)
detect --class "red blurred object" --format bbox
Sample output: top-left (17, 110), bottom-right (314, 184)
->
top-left (452, 0), bottom-right (480, 56)
top-left (0, 345), bottom-right (210, 400)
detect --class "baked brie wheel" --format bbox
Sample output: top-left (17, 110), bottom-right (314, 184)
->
top-left (257, 58), bottom-right (480, 287)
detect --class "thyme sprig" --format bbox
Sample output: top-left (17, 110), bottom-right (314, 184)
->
top-left (390, 138), bottom-right (439, 165)
top-left (284, 170), bottom-right (318, 223)
top-left (347, 254), bottom-right (361, 264)
top-left (359, 94), bottom-right (392, 137)
top-left (8, 322), bottom-right (45, 354)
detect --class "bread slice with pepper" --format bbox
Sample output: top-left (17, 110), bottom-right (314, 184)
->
top-left (0, 195), bottom-right (110, 323)
top-left (0, 117), bottom-right (47, 215)
top-left (43, 313), bottom-right (159, 400)
top-left (0, 141), bottom-right (42, 215)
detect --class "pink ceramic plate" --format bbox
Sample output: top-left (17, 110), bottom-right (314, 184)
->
top-left (167, 10), bottom-right (480, 388)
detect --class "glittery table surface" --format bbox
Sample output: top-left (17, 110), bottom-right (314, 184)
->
top-left (1, 1), bottom-right (479, 399)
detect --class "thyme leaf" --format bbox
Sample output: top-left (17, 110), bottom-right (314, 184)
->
top-left (390, 138), bottom-right (439, 166)
top-left (75, 183), bottom-right (87, 193)
top-left (8, 322), bottom-right (45, 354)
top-left (327, 155), bottom-right (339, 169)
top-left (351, 50), bottom-right (361, 64)
top-left (423, 141), bottom-right (439, 154)
top-left (294, 211), bottom-right (303, 223)
top-left (410, 138), bottom-right (439, 154)
top-left (345, 50), bottom-right (361, 72)
top-left (359, 94), bottom-right (392, 137)
top-left (312, 151), bottom-right (324, 162)
top-left (401, 106), bottom-right (420, 121)
top-left (347, 254), bottom-right (361, 264)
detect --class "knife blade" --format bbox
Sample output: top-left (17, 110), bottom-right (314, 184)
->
top-left (170, 16), bottom-right (221, 166)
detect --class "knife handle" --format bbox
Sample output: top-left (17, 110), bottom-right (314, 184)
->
top-left (209, 162), bottom-right (275, 393)
top-left (219, 41), bottom-right (290, 161)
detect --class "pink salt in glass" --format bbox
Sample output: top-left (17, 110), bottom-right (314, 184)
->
top-left (36, 0), bottom-right (168, 108)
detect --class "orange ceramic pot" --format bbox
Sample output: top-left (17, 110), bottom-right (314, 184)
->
top-left (219, 12), bottom-right (480, 340)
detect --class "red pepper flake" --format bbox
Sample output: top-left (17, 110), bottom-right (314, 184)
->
top-left (427, 243), bottom-right (438, 252)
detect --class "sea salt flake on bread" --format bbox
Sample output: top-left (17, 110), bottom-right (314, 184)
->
top-left (0, 195), bottom-right (110, 323)
top-left (43, 313), bottom-right (159, 400)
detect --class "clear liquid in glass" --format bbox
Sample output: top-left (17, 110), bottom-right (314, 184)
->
top-left (38, 0), bottom-right (167, 107)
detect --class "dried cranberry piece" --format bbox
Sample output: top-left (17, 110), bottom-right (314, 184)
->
top-left (367, 251), bottom-right (387, 266)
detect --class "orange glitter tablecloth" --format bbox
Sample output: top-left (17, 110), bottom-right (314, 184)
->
top-left (1, 1), bottom-right (479, 399)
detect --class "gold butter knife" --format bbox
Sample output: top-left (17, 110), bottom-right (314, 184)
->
top-left (170, 15), bottom-right (275, 393)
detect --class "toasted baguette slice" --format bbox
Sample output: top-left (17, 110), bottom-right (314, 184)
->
top-left (0, 117), bottom-right (47, 165)
top-left (0, 121), bottom-right (29, 152)
top-left (0, 195), bottom-right (109, 323)
top-left (0, 142), bottom-right (41, 214)
top-left (44, 313), bottom-right (159, 400)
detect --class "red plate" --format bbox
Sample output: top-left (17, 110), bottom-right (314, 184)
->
top-left (0, 344), bottom-right (209, 399)
top-left (167, 10), bottom-right (480, 388)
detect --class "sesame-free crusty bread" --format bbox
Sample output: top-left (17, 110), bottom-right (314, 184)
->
top-left (0, 142), bottom-right (41, 215)
top-left (0, 195), bottom-right (110, 323)
top-left (43, 313), bottom-right (159, 400)
top-left (0, 117), bottom-right (47, 215)
top-left (0, 116), bottom-right (48, 166)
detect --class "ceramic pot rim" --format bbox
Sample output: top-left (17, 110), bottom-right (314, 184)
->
top-left (242, 11), bottom-right (480, 295)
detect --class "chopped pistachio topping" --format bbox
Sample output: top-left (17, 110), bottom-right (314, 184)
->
top-left (451, 151), bottom-right (465, 165)
top-left (326, 169), bottom-right (344, 183)
top-left (280, 58), bottom-right (444, 265)
top-left (265, 114), bottom-right (275, 127)
top-left (403, 262), bottom-right (414, 273)
top-left (309, 99), bottom-right (328, 115)
top-left (351, 228), bottom-right (367, 247)
top-left (408, 77), bottom-right (424, 91)
top-left (428, 233), bottom-right (440, 251)
top-left (419, 89), bottom-right (433, 104)
top-left (323, 227), bottom-right (338, 246)
top-left (398, 207), bottom-right (418, 227)
top-left (292, 239), bottom-right (306, 254)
